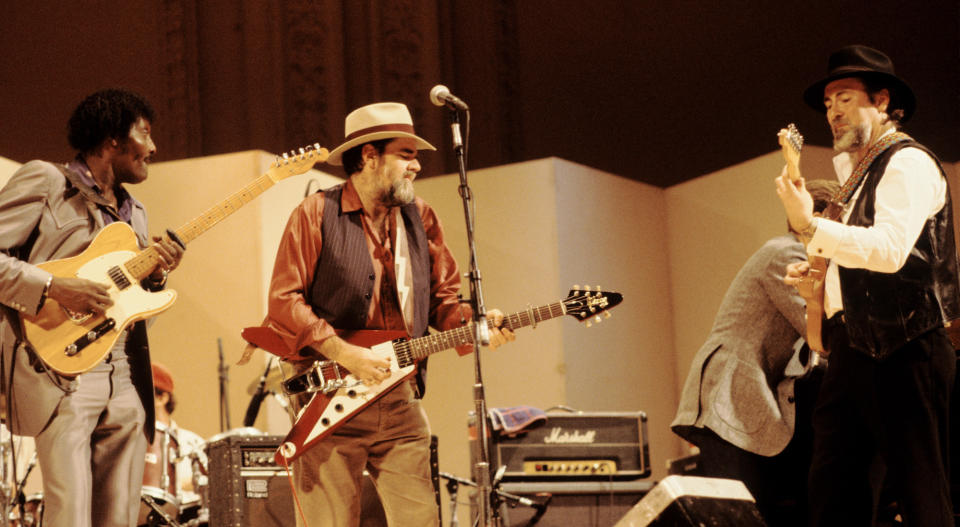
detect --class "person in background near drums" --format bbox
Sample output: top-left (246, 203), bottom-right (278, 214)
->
top-left (260, 102), bottom-right (514, 526)
top-left (150, 362), bottom-right (207, 523)
top-left (0, 89), bottom-right (184, 527)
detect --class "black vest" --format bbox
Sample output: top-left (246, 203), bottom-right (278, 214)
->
top-left (838, 141), bottom-right (960, 359)
top-left (307, 184), bottom-right (432, 392)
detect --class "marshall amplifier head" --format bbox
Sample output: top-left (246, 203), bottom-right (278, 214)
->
top-left (469, 410), bottom-right (651, 481)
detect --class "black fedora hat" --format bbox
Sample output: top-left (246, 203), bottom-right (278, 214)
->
top-left (803, 45), bottom-right (916, 122)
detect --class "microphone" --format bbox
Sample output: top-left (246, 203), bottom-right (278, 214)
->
top-left (429, 85), bottom-right (469, 110)
top-left (243, 357), bottom-right (274, 427)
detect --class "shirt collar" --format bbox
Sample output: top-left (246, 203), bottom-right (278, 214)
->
top-left (341, 178), bottom-right (364, 213)
top-left (832, 128), bottom-right (896, 184)
top-left (65, 156), bottom-right (137, 222)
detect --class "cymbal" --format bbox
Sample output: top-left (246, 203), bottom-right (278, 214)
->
top-left (246, 368), bottom-right (285, 395)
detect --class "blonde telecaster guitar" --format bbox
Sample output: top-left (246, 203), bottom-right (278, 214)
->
top-left (778, 124), bottom-right (828, 354)
top-left (241, 287), bottom-right (623, 465)
top-left (24, 144), bottom-right (329, 376)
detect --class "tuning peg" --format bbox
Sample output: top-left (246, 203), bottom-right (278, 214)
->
top-left (573, 284), bottom-right (581, 290)
top-left (604, 312), bottom-right (612, 319)
top-left (585, 320), bottom-right (593, 328)
top-left (595, 285), bottom-right (601, 292)
top-left (594, 315), bottom-right (602, 324)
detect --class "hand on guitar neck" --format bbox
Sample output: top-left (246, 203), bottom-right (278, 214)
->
top-left (776, 123), bottom-right (829, 357)
top-left (46, 232), bottom-right (184, 316)
top-left (776, 124), bottom-right (815, 235)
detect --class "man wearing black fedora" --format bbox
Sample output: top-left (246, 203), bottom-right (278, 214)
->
top-left (776, 45), bottom-right (959, 525)
top-left (262, 101), bottom-right (514, 526)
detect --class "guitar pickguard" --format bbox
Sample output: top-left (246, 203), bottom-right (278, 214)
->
top-left (25, 239), bottom-right (177, 375)
top-left (278, 340), bottom-right (416, 462)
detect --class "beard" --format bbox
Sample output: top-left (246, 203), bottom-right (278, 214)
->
top-left (382, 176), bottom-right (415, 207)
top-left (832, 123), bottom-right (869, 153)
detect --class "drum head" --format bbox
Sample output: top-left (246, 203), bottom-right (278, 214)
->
top-left (141, 486), bottom-right (180, 507)
top-left (138, 487), bottom-right (180, 527)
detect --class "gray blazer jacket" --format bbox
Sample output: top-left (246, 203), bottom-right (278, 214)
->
top-left (672, 235), bottom-right (807, 456)
top-left (0, 160), bottom-right (152, 437)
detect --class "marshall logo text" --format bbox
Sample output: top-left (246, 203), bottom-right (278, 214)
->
top-left (542, 427), bottom-right (597, 444)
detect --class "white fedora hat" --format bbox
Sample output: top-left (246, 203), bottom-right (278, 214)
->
top-left (326, 102), bottom-right (436, 166)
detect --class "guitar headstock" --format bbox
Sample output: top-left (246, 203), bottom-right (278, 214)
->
top-left (267, 143), bottom-right (330, 182)
top-left (564, 286), bottom-right (623, 327)
top-left (777, 123), bottom-right (803, 182)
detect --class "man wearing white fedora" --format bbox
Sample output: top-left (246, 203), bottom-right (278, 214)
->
top-left (263, 101), bottom-right (514, 526)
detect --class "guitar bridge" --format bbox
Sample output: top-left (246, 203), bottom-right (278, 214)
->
top-left (65, 318), bottom-right (116, 356)
top-left (282, 360), bottom-right (351, 395)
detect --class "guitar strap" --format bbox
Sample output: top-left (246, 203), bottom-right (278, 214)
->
top-left (823, 132), bottom-right (913, 221)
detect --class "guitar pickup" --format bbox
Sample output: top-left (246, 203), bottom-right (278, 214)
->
top-left (282, 360), bottom-right (349, 395)
top-left (65, 318), bottom-right (117, 356)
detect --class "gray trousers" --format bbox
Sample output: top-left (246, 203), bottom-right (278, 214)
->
top-left (35, 355), bottom-right (147, 527)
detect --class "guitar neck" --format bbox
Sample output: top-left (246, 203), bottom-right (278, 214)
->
top-left (174, 172), bottom-right (280, 246)
top-left (399, 301), bottom-right (567, 364)
top-left (123, 173), bottom-right (279, 281)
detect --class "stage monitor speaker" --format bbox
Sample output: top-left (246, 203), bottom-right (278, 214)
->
top-left (487, 480), bottom-right (654, 527)
top-left (613, 475), bottom-right (766, 526)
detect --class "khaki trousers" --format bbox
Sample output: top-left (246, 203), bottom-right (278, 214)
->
top-left (292, 381), bottom-right (438, 527)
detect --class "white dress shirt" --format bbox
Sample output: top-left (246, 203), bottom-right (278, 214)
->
top-left (806, 131), bottom-right (946, 317)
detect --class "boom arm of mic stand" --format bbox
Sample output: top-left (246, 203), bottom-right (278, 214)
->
top-left (438, 472), bottom-right (549, 519)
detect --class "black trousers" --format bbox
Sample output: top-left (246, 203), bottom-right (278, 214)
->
top-left (809, 324), bottom-right (955, 527)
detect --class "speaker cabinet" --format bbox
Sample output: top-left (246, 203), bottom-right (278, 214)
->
top-left (206, 434), bottom-right (386, 527)
top-left (207, 435), bottom-right (294, 527)
top-left (486, 480), bottom-right (653, 527)
top-left (613, 476), bottom-right (766, 526)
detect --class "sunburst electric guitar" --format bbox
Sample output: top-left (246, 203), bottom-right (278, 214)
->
top-left (778, 124), bottom-right (828, 354)
top-left (24, 144), bottom-right (329, 376)
top-left (241, 287), bottom-right (623, 465)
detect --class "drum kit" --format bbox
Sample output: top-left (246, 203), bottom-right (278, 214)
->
top-left (0, 362), bottom-right (288, 527)
top-left (1, 425), bottom-right (268, 527)
top-left (137, 425), bottom-right (268, 527)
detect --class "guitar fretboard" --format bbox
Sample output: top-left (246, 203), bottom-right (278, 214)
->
top-left (122, 173), bottom-right (280, 281)
top-left (394, 301), bottom-right (567, 367)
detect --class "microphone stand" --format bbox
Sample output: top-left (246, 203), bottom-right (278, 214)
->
top-left (217, 338), bottom-right (231, 432)
top-left (439, 472), bottom-right (550, 527)
top-left (13, 451), bottom-right (36, 526)
top-left (442, 107), bottom-right (497, 526)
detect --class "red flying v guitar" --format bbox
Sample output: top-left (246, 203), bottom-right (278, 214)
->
top-left (241, 287), bottom-right (623, 465)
